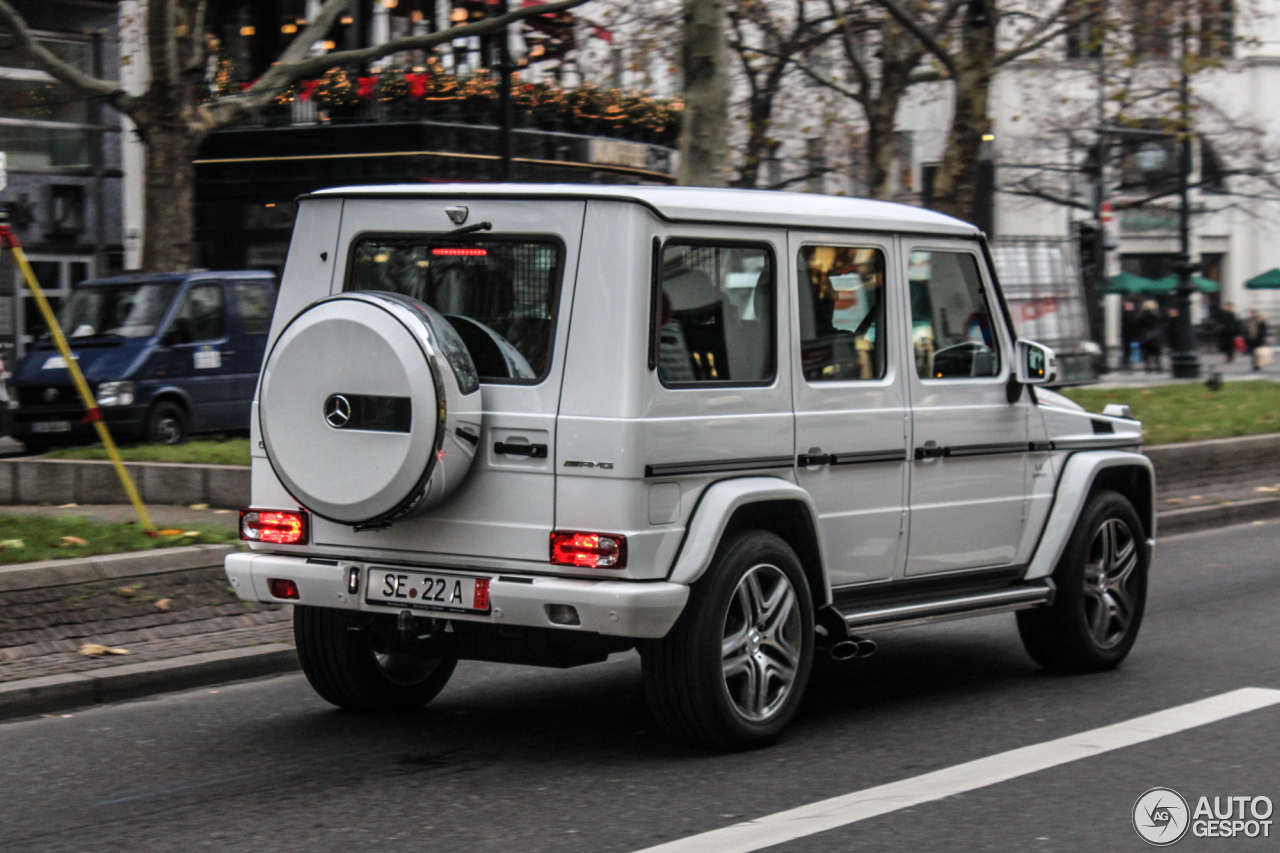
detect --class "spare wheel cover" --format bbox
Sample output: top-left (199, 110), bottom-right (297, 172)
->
top-left (259, 293), bottom-right (476, 525)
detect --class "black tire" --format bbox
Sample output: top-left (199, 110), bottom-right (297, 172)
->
top-left (641, 530), bottom-right (815, 750)
top-left (294, 605), bottom-right (458, 712)
top-left (1017, 489), bottom-right (1149, 673)
top-left (145, 400), bottom-right (189, 445)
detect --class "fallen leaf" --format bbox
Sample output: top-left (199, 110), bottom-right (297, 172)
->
top-left (0, 539), bottom-right (24, 549)
top-left (58, 503), bottom-right (79, 508)
top-left (1164, 498), bottom-right (1184, 504)
top-left (213, 509), bottom-right (232, 514)
top-left (190, 503), bottom-right (209, 510)
top-left (159, 528), bottom-right (184, 536)
top-left (59, 536), bottom-right (89, 547)
top-left (116, 586), bottom-right (137, 597)
top-left (181, 530), bottom-right (201, 538)
top-left (1255, 486), bottom-right (1279, 493)
top-left (78, 643), bottom-right (129, 657)
top-left (154, 598), bottom-right (172, 612)
top-left (1189, 495), bottom-right (1203, 500)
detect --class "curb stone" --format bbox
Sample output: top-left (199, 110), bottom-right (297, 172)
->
top-left (0, 544), bottom-right (238, 592)
top-left (1156, 496), bottom-right (1280, 536)
top-left (0, 643), bottom-right (298, 721)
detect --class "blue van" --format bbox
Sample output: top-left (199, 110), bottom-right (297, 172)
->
top-left (9, 271), bottom-right (278, 450)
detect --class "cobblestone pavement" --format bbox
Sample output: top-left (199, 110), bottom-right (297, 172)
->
top-left (0, 565), bottom-right (292, 683)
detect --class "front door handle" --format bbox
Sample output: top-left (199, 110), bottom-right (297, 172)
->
top-left (494, 441), bottom-right (548, 459)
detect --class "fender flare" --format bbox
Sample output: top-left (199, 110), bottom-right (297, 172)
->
top-left (1025, 450), bottom-right (1155, 580)
top-left (665, 476), bottom-right (827, 590)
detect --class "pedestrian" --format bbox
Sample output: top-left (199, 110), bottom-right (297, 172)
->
top-left (1120, 299), bottom-right (1138, 370)
top-left (1135, 299), bottom-right (1165, 373)
top-left (1245, 308), bottom-right (1269, 371)
top-left (1215, 301), bottom-right (1241, 364)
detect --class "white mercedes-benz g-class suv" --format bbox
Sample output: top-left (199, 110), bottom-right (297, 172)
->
top-left (226, 184), bottom-right (1153, 749)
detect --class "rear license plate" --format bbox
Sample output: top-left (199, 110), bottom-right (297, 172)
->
top-left (32, 421), bottom-right (72, 434)
top-left (365, 568), bottom-right (491, 614)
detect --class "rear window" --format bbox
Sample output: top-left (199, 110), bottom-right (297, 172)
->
top-left (347, 236), bottom-right (563, 383)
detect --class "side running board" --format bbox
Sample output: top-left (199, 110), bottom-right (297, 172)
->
top-left (834, 580), bottom-right (1055, 634)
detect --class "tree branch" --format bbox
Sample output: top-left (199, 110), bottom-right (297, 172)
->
top-left (193, 0), bottom-right (590, 132)
top-left (873, 0), bottom-right (956, 78)
top-left (0, 0), bottom-right (135, 111)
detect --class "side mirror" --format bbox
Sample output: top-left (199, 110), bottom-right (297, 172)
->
top-left (1015, 340), bottom-right (1057, 385)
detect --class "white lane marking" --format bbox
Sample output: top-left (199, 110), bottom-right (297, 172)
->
top-left (634, 687), bottom-right (1280, 853)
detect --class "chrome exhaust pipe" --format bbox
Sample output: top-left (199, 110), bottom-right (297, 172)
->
top-left (828, 638), bottom-right (877, 660)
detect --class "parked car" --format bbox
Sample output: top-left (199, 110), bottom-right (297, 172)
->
top-left (9, 270), bottom-right (278, 451)
top-left (227, 185), bottom-right (1154, 749)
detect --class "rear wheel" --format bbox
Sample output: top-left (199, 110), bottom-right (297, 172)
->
top-left (294, 605), bottom-right (458, 712)
top-left (145, 401), bottom-right (189, 445)
top-left (641, 530), bottom-right (815, 750)
top-left (1017, 490), bottom-right (1148, 672)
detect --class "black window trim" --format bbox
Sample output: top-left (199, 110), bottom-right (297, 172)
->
top-left (795, 239), bottom-right (892, 386)
top-left (905, 242), bottom-right (1008, 382)
top-left (653, 236), bottom-right (779, 390)
top-left (342, 230), bottom-right (568, 386)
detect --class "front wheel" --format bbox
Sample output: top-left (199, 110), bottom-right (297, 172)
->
top-left (641, 530), bottom-right (815, 749)
top-left (145, 401), bottom-right (189, 445)
top-left (294, 606), bottom-right (458, 712)
top-left (1017, 490), bottom-right (1149, 672)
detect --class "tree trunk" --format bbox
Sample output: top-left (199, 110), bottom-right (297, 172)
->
top-left (678, 0), bottom-right (730, 187)
top-left (140, 123), bottom-right (199, 272)
top-left (931, 1), bottom-right (997, 222)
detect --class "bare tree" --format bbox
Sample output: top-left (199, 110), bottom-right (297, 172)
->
top-left (679, 0), bottom-right (731, 186)
top-left (0, 0), bottom-right (588, 271)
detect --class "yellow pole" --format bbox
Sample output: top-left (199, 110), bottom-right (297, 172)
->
top-left (2, 229), bottom-right (157, 535)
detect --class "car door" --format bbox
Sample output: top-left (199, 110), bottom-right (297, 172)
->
top-left (163, 281), bottom-right (237, 430)
top-left (229, 278), bottom-right (277, 428)
top-left (789, 232), bottom-right (908, 586)
top-left (901, 241), bottom-right (1030, 575)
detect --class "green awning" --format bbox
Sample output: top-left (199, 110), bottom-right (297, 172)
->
top-left (1106, 272), bottom-right (1158, 294)
top-left (1151, 274), bottom-right (1221, 294)
top-left (1245, 268), bottom-right (1280, 289)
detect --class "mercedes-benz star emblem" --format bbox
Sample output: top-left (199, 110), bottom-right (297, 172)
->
top-left (324, 394), bottom-right (352, 429)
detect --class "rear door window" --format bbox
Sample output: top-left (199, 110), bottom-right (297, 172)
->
top-left (233, 281), bottom-right (275, 335)
top-left (655, 242), bottom-right (775, 385)
top-left (797, 246), bottom-right (887, 381)
top-left (347, 237), bottom-right (563, 383)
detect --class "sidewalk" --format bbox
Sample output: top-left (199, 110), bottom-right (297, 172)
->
top-left (1090, 350), bottom-right (1280, 389)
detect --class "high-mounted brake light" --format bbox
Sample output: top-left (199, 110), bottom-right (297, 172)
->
top-left (550, 531), bottom-right (627, 568)
top-left (240, 509), bottom-right (308, 545)
top-left (432, 247), bottom-right (487, 257)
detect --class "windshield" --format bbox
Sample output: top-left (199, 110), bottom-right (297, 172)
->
top-left (58, 282), bottom-right (179, 339)
top-left (347, 237), bottom-right (563, 382)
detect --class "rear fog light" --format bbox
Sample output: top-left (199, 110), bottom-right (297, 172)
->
top-left (268, 578), bottom-right (300, 600)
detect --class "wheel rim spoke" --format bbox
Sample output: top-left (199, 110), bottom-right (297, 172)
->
top-left (1084, 517), bottom-right (1140, 648)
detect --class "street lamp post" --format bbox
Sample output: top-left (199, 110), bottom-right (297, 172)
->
top-left (1169, 13), bottom-right (1201, 378)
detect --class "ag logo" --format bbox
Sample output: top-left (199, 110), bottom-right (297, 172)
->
top-left (1134, 787), bottom-right (1190, 846)
top-left (323, 394), bottom-right (351, 429)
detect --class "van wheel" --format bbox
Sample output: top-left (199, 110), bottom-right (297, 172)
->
top-left (1017, 490), bottom-right (1149, 672)
top-left (641, 530), bottom-right (815, 750)
top-left (145, 401), bottom-right (188, 445)
top-left (294, 606), bottom-right (458, 712)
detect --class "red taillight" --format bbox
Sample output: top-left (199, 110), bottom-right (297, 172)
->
top-left (240, 509), bottom-right (308, 545)
top-left (268, 578), bottom-right (300, 600)
top-left (473, 578), bottom-right (490, 611)
top-left (432, 247), bottom-right (487, 256)
top-left (550, 531), bottom-right (627, 568)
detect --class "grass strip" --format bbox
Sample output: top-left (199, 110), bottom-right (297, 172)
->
top-left (40, 438), bottom-right (251, 467)
top-left (0, 514), bottom-right (236, 565)
top-left (1060, 380), bottom-right (1280, 445)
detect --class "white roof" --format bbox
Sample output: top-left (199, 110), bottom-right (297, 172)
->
top-left (307, 183), bottom-right (980, 238)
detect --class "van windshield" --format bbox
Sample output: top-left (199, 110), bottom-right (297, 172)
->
top-left (58, 282), bottom-right (179, 339)
top-left (347, 237), bottom-right (562, 382)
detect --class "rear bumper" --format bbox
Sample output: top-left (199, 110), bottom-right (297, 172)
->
top-left (225, 552), bottom-right (689, 639)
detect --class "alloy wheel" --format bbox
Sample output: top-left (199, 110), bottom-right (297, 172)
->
top-left (721, 564), bottom-right (803, 722)
top-left (1082, 518), bottom-right (1139, 649)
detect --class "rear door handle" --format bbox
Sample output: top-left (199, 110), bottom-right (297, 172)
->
top-left (914, 444), bottom-right (947, 460)
top-left (494, 442), bottom-right (548, 459)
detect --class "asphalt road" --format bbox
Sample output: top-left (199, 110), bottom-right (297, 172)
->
top-left (3, 520), bottom-right (1278, 853)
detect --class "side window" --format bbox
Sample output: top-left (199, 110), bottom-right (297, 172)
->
top-left (233, 282), bottom-right (274, 335)
top-left (656, 242), bottom-right (774, 385)
top-left (797, 245), bottom-right (887, 381)
top-left (908, 250), bottom-right (1000, 379)
top-left (168, 284), bottom-right (225, 345)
